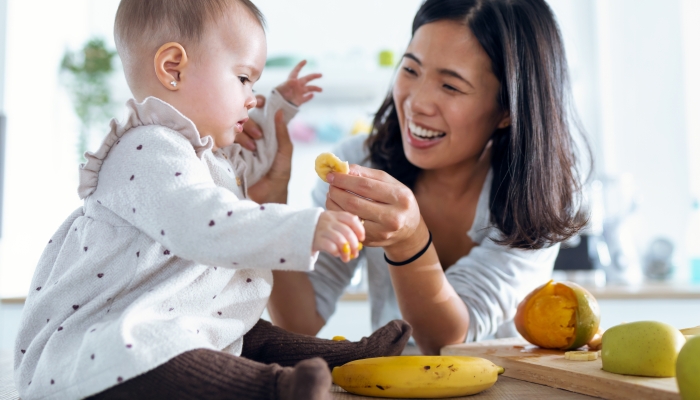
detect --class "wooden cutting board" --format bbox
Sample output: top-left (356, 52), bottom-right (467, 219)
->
top-left (441, 338), bottom-right (680, 400)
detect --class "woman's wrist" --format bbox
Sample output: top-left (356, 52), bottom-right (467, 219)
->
top-left (383, 220), bottom-right (431, 263)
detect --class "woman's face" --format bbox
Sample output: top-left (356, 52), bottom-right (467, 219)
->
top-left (393, 20), bottom-right (509, 171)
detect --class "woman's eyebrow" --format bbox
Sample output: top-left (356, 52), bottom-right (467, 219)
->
top-left (403, 53), bottom-right (422, 65)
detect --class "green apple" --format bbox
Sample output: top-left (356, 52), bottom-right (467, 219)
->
top-left (601, 321), bottom-right (686, 377)
top-left (677, 335), bottom-right (700, 400)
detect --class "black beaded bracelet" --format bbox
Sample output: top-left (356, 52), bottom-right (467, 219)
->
top-left (384, 231), bottom-right (433, 266)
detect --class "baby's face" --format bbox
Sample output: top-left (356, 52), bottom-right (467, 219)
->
top-left (177, 9), bottom-right (266, 150)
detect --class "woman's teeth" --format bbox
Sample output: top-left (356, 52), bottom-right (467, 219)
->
top-left (408, 121), bottom-right (446, 140)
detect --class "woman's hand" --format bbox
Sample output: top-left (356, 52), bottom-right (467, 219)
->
top-left (246, 109), bottom-right (294, 204)
top-left (236, 95), bottom-right (266, 152)
top-left (324, 165), bottom-right (430, 260)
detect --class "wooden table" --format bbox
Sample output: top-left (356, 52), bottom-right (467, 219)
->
top-left (0, 351), bottom-right (597, 400)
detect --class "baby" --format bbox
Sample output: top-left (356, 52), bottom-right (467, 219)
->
top-left (13, 1), bottom-right (411, 399)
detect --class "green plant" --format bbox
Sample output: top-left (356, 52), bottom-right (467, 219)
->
top-left (60, 38), bottom-right (117, 162)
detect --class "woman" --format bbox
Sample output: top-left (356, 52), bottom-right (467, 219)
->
top-left (244, 0), bottom-right (588, 355)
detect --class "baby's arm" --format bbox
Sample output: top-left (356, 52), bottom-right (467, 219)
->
top-left (95, 125), bottom-right (322, 271)
top-left (225, 61), bottom-right (322, 186)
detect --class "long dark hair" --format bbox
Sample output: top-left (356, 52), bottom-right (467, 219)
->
top-left (367, 0), bottom-right (589, 250)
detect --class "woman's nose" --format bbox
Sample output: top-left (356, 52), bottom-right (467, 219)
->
top-left (407, 80), bottom-right (437, 116)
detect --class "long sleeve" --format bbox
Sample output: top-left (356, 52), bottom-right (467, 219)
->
top-left (445, 237), bottom-right (559, 341)
top-left (221, 90), bottom-right (298, 187)
top-left (92, 124), bottom-right (321, 272)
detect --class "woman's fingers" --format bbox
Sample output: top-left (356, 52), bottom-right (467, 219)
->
top-left (327, 168), bottom-right (405, 206)
top-left (273, 110), bottom-right (293, 156)
top-left (236, 130), bottom-right (257, 151)
top-left (254, 94), bottom-right (266, 108)
top-left (243, 118), bottom-right (262, 139)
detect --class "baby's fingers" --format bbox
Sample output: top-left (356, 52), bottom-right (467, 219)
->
top-left (337, 212), bottom-right (365, 243)
top-left (300, 73), bottom-right (323, 85)
top-left (288, 60), bottom-right (308, 79)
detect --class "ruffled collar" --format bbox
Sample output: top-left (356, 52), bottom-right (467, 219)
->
top-left (78, 96), bottom-right (213, 199)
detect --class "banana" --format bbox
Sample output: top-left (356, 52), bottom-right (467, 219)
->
top-left (332, 356), bottom-right (504, 398)
top-left (565, 351), bottom-right (599, 361)
top-left (315, 152), bottom-right (349, 182)
top-left (332, 336), bottom-right (347, 341)
top-left (680, 325), bottom-right (700, 337)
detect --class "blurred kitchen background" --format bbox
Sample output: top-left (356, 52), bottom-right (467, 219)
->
top-left (1, 0), bottom-right (700, 349)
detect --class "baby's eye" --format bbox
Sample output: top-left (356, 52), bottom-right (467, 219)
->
top-left (239, 76), bottom-right (251, 85)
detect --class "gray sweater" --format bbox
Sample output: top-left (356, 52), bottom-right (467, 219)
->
top-left (307, 134), bottom-right (559, 342)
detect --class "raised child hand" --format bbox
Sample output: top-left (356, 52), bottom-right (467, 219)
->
top-left (275, 60), bottom-right (322, 106)
top-left (312, 211), bottom-right (365, 262)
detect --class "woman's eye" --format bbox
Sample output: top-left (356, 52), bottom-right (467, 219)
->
top-left (402, 66), bottom-right (417, 75)
top-left (443, 84), bottom-right (460, 93)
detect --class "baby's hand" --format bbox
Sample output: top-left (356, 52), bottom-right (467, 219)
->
top-left (313, 211), bottom-right (365, 262)
top-left (275, 60), bottom-right (322, 106)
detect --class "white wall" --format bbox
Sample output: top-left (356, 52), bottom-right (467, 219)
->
top-left (0, 0), bottom-right (7, 112)
top-left (683, 0), bottom-right (700, 200)
top-left (0, 0), bottom-right (121, 297)
top-left (595, 0), bottom-right (692, 278)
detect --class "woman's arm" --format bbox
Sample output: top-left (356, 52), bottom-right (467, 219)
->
top-left (325, 167), bottom-right (470, 354)
top-left (268, 271), bottom-right (326, 335)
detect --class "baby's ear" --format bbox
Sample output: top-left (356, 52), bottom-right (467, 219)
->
top-left (154, 42), bottom-right (189, 91)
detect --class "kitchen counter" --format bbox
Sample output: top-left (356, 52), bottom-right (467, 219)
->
top-left (0, 351), bottom-right (598, 400)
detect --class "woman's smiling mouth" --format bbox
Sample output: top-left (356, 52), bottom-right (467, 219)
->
top-left (408, 120), bottom-right (446, 140)
top-left (406, 120), bottom-right (446, 149)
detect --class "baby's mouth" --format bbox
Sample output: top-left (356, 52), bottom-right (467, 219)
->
top-left (408, 120), bottom-right (446, 141)
top-left (235, 118), bottom-right (249, 133)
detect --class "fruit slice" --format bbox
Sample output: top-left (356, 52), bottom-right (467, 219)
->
top-left (315, 152), bottom-right (349, 182)
top-left (332, 336), bottom-right (347, 341)
top-left (332, 356), bottom-right (504, 398)
top-left (587, 327), bottom-right (604, 351)
top-left (680, 325), bottom-right (700, 338)
top-left (565, 351), bottom-right (599, 361)
top-left (515, 280), bottom-right (601, 350)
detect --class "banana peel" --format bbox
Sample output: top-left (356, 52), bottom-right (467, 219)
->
top-left (332, 355), bottom-right (504, 398)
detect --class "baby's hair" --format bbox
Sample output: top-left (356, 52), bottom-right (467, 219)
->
top-left (114, 0), bottom-right (265, 90)
top-left (115, 0), bottom-right (265, 48)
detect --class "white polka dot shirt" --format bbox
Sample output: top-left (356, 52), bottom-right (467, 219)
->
top-left (14, 91), bottom-right (323, 399)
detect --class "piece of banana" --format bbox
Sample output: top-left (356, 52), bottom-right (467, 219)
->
top-left (332, 355), bottom-right (504, 398)
top-left (680, 325), bottom-right (700, 337)
top-left (565, 351), bottom-right (599, 361)
top-left (332, 336), bottom-right (347, 341)
top-left (315, 152), bottom-right (349, 182)
top-left (587, 327), bottom-right (604, 351)
top-left (341, 242), bottom-right (364, 258)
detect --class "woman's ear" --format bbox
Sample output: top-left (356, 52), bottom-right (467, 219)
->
top-left (497, 110), bottom-right (511, 129)
top-left (154, 42), bottom-right (188, 91)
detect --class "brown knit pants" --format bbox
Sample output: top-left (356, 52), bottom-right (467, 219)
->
top-left (88, 319), bottom-right (412, 400)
